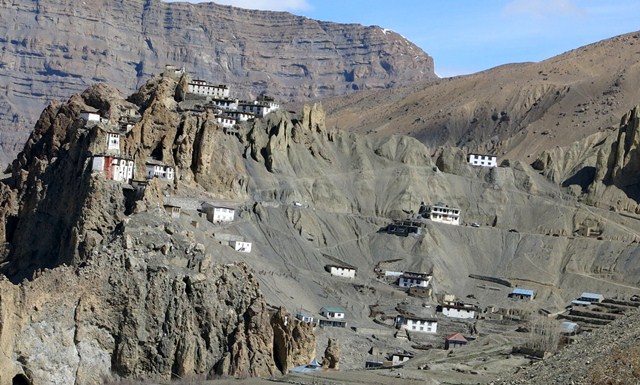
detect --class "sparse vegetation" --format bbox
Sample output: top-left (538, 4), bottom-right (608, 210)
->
top-left (523, 318), bottom-right (560, 353)
top-left (588, 344), bottom-right (640, 384)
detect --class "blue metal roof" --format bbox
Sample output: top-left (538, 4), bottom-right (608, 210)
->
top-left (571, 300), bottom-right (591, 306)
top-left (511, 288), bottom-right (535, 296)
top-left (579, 292), bottom-right (604, 300)
top-left (321, 306), bottom-right (345, 313)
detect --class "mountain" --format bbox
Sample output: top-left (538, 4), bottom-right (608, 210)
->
top-left (3, 68), bottom-right (640, 384)
top-left (0, 0), bottom-right (436, 166)
top-left (322, 31), bottom-right (640, 162)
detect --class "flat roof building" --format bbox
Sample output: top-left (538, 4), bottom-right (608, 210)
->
top-left (509, 288), bottom-right (535, 300)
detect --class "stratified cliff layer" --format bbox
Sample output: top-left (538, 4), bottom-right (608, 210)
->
top-left (0, 0), bottom-right (436, 165)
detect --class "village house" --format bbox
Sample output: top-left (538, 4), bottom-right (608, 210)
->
top-left (386, 221), bottom-right (423, 236)
top-left (164, 204), bottom-right (181, 219)
top-left (398, 271), bottom-right (432, 288)
top-left (408, 286), bottom-right (432, 298)
top-left (395, 315), bottom-right (438, 334)
top-left (226, 110), bottom-right (255, 122)
top-left (80, 107), bottom-right (105, 124)
top-left (319, 306), bottom-right (347, 328)
top-left (117, 104), bottom-right (141, 130)
top-left (163, 64), bottom-right (185, 78)
top-left (209, 97), bottom-right (239, 110)
top-left (295, 310), bottom-right (315, 324)
top-left (257, 94), bottom-right (280, 111)
top-left (420, 202), bottom-right (461, 225)
top-left (92, 155), bottom-right (135, 183)
top-left (145, 159), bottom-right (175, 181)
top-left (509, 288), bottom-right (535, 301)
top-left (187, 80), bottom-right (230, 98)
top-left (320, 306), bottom-right (345, 319)
top-left (202, 204), bottom-right (235, 223)
top-left (467, 154), bottom-right (497, 167)
top-left (444, 333), bottom-right (468, 349)
top-left (437, 301), bottom-right (477, 319)
top-left (577, 292), bottom-right (604, 304)
top-left (215, 115), bottom-right (237, 129)
top-left (106, 132), bottom-right (120, 153)
top-left (237, 101), bottom-right (271, 117)
top-left (229, 240), bottom-right (252, 253)
top-left (130, 180), bottom-right (148, 200)
top-left (389, 351), bottom-right (414, 366)
top-left (325, 263), bottom-right (357, 278)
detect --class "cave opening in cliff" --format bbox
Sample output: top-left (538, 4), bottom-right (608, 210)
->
top-left (12, 373), bottom-right (31, 385)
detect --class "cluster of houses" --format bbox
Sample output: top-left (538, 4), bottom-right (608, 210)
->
top-left (295, 305), bottom-right (348, 328)
top-left (383, 152), bottom-right (499, 237)
top-left (166, 65), bottom-right (280, 131)
top-left (83, 106), bottom-right (176, 185)
top-left (385, 202), bottom-right (462, 237)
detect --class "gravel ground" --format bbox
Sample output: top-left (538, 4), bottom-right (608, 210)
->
top-left (498, 308), bottom-right (640, 384)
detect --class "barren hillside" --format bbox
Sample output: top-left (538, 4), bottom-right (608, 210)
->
top-left (323, 31), bottom-right (640, 163)
top-left (2, 72), bottom-right (640, 384)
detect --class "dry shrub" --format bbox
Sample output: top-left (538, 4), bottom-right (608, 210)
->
top-left (524, 318), bottom-right (560, 353)
top-left (589, 344), bottom-right (640, 384)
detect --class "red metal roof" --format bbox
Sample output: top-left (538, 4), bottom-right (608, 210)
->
top-left (445, 332), bottom-right (468, 342)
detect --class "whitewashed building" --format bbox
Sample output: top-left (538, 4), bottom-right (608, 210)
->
top-left (257, 95), bottom-right (280, 112)
top-left (202, 204), bottom-right (235, 223)
top-left (438, 302), bottom-right (476, 319)
top-left (80, 110), bottom-right (102, 123)
top-left (395, 315), bottom-right (438, 334)
top-left (210, 98), bottom-right (238, 110)
top-left (229, 240), bottom-right (252, 253)
top-left (226, 110), bottom-right (255, 122)
top-left (467, 154), bottom-right (497, 167)
top-left (325, 264), bottom-right (357, 278)
top-left (320, 306), bottom-right (345, 319)
top-left (425, 204), bottom-right (461, 226)
top-left (389, 351), bottom-right (414, 366)
top-left (92, 156), bottom-right (134, 183)
top-left (398, 272), bottom-right (432, 288)
top-left (145, 160), bottom-right (175, 181)
top-left (164, 204), bottom-right (181, 219)
top-left (215, 115), bottom-right (237, 129)
top-left (577, 292), bottom-right (604, 304)
top-left (188, 80), bottom-right (230, 98)
top-left (106, 133), bottom-right (121, 154)
top-left (295, 311), bottom-right (315, 324)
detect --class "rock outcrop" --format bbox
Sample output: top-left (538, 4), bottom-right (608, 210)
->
top-left (0, 0), bottom-right (436, 165)
top-left (0, 212), bottom-right (315, 385)
top-left (0, 71), bottom-right (321, 384)
top-left (322, 338), bottom-right (340, 369)
top-left (532, 104), bottom-right (640, 213)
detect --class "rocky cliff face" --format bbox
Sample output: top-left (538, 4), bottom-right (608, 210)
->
top-left (0, 214), bottom-right (315, 385)
top-left (533, 104), bottom-right (640, 213)
top-left (0, 70), bottom-right (320, 384)
top-left (0, 0), bottom-right (436, 165)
